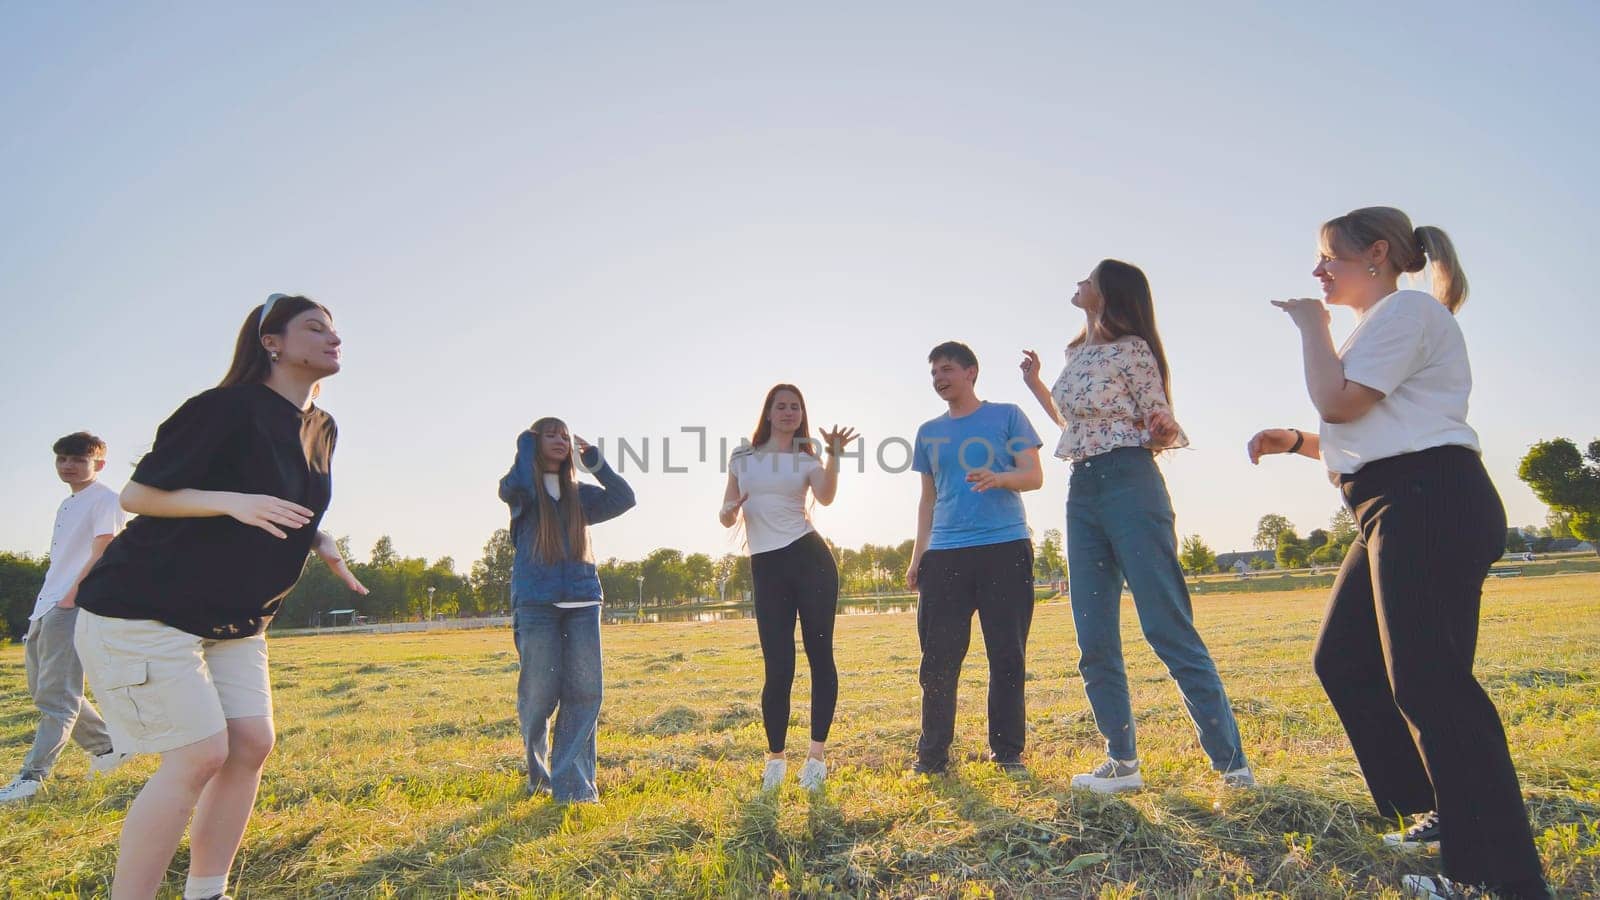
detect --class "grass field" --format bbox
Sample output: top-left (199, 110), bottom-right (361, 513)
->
top-left (2, 575), bottom-right (1597, 898)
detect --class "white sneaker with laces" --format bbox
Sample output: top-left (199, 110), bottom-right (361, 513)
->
top-left (90, 751), bottom-right (132, 777)
top-left (1221, 767), bottom-right (1256, 789)
top-left (797, 758), bottom-right (826, 791)
top-left (1071, 758), bottom-right (1143, 794)
top-left (0, 777), bottom-right (42, 803)
top-left (761, 758), bottom-right (787, 792)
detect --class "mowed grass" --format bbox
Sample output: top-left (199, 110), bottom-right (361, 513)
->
top-left (2, 575), bottom-right (1598, 898)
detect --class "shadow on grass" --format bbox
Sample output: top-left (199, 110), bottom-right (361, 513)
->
top-left (296, 789), bottom-right (569, 897)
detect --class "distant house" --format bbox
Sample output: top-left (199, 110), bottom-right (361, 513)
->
top-left (1214, 550), bottom-right (1275, 574)
top-left (1547, 538), bottom-right (1595, 553)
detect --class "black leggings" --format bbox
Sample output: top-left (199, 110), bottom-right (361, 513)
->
top-left (750, 531), bottom-right (839, 753)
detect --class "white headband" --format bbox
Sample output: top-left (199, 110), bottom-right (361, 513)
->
top-left (259, 293), bottom-right (290, 335)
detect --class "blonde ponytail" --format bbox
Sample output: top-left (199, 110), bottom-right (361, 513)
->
top-left (1414, 225), bottom-right (1469, 313)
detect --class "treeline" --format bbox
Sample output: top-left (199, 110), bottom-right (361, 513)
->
top-left (3, 528), bottom-right (1071, 639)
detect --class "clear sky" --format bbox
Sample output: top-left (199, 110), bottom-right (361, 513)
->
top-left (4, 3), bottom-right (1597, 571)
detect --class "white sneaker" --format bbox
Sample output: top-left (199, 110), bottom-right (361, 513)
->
top-left (797, 758), bottom-right (826, 791)
top-left (90, 750), bottom-right (131, 777)
top-left (0, 777), bottom-right (42, 803)
top-left (761, 758), bottom-right (787, 792)
top-left (1071, 758), bottom-right (1144, 794)
top-left (1401, 874), bottom-right (1467, 898)
top-left (1221, 767), bottom-right (1257, 789)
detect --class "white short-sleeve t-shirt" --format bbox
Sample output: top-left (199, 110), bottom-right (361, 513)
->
top-left (33, 480), bottom-right (126, 619)
top-left (731, 448), bottom-right (820, 555)
top-left (1320, 289), bottom-right (1480, 475)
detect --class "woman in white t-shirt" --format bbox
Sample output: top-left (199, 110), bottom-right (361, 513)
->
top-left (719, 384), bottom-right (856, 793)
top-left (1247, 207), bottom-right (1548, 900)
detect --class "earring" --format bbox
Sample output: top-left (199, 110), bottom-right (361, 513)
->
top-left (269, 350), bottom-right (280, 362)
top-left (1367, 264), bottom-right (1379, 277)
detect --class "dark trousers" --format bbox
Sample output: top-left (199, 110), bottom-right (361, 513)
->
top-left (915, 538), bottom-right (1035, 767)
top-left (750, 531), bottom-right (840, 753)
top-left (1314, 446), bottom-right (1543, 887)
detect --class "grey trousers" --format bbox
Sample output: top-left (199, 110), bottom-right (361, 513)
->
top-left (20, 605), bottom-right (113, 779)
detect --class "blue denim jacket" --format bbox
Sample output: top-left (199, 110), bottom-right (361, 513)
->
top-left (499, 432), bottom-right (635, 606)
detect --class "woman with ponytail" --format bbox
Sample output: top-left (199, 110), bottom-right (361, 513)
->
top-left (74, 294), bottom-right (366, 899)
top-left (719, 385), bottom-right (854, 793)
top-left (499, 417), bottom-right (635, 803)
top-left (1247, 208), bottom-right (1549, 899)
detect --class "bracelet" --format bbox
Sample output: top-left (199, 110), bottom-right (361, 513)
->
top-left (1287, 428), bottom-right (1304, 455)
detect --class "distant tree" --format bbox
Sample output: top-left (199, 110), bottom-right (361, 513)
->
top-left (683, 553), bottom-right (716, 601)
top-left (1179, 535), bottom-right (1217, 576)
top-left (1505, 528), bottom-right (1528, 554)
top-left (369, 535), bottom-right (399, 568)
top-left (1254, 514), bottom-right (1294, 551)
top-left (1330, 508), bottom-right (1358, 544)
top-left (1546, 510), bottom-right (1575, 541)
top-left (1248, 555), bottom-right (1273, 571)
top-left (1, 552), bottom-right (49, 641)
top-left (641, 548), bottom-right (686, 604)
top-left (1306, 529), bottom-right (1330, 551)
top-left (1518, 438), bottom-right (1600, 555)
top-left (469, 528), bottom-right (515, 613)
top-left (1275, 528), bottom-right (1308, 569)
top-left (1309, 541), bottom-right (1345, 566)
top-left (598, 557), bottom-right (643, 607)
top-left (713, 553), bottom-right (751, 602)
top-left (1036, 529), bottom-right (1066, 582)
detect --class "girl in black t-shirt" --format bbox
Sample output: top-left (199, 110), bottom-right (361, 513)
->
top-left (74, 294), bottom-right (366, 900)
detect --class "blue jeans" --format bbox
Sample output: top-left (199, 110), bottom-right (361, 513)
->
top-left (1066, 447), bottom-right (1246, 772)
top-left (513, 604), bottom-right (603, 801)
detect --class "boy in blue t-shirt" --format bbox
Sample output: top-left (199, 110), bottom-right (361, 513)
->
top-left (905, 341), bottom-right (1043, 775)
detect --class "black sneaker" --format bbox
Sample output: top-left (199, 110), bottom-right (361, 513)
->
top-left (1385, 810), bottom-right (1441, 850)
top-left (910, 758), bottom-right (947, 776)
top-left (994, 758), bottom-right (1029, 778)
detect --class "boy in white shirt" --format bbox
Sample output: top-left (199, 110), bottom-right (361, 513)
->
top-left (0, 432), bottom-right (129, 803)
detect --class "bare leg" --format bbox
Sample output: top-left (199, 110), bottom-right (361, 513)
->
top-left (110, 731), bottom-right (229, 900)
top-left (187, 717), bottom-right (275, 883)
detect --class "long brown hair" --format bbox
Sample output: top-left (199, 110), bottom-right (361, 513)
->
top-left (749, 383), bottom-right (818, 456)
top-left (528, 416), bottom-right (590, 564)
top-left (220, 294), bottom-right (332, 388)
top-left (1070, 259), bottom-right (1176, 407)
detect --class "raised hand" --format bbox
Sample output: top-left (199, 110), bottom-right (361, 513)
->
top-left (820, 425), bottom-right (859, 456)
top-left (222, 493), bottom-right (315, 540)
top-left (1019, 349), bottom-right (1043, 385)
top-left (1271, 297), bottom-right (1331, 331)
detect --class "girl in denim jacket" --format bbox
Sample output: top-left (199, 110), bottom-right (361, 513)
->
top-left (499, 417), bottom-right (635, 802)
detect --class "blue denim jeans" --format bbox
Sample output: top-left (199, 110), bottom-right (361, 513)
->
top-left (513, 604), bottom-right (603, 801)
top-left (1066, 447), bottom-right (1246, 772)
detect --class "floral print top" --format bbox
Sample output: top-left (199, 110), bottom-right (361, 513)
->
top-left (1048, 336), bottom-right (1188, 462)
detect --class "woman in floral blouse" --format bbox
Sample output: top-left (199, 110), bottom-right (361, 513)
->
top-left (1021, 258), bottom-right (1253, 794)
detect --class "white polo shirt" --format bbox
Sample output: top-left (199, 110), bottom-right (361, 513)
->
top-left (32, 480), bottom-right (126, 619)
top-left (1320, 290), bottom-right (1481, 475)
